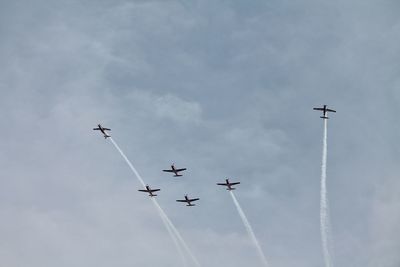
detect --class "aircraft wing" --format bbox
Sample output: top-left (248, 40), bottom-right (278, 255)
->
top-left (93, 128), bottom-right (100, 130)
top-left (103, 128), bottom-right (111, 131)
top-left (189, 198), bottom-right (199, 202)
top-left (138, 189), bottom-right (149, 192)
top-left (217, 183), bottom-right (227, 186)
top-left (163, 170), bottom-right (174, 172)
top-left (230, 182), bottom-right (240, 186)
top-left (313, 108), bottom-right (324, 111)
top-left (175, 168), bottom-right (187, 172)
top-left (176, 199), bottom-right (188, 202)
top-left (326, 109), bottom-right (336, 112)
top-left (149, 189), bottom-right (160, 193)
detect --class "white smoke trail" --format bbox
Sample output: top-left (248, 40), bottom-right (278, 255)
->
top-left (230, 191), bottom-right (269, 267)
top-left (109, 138), bottom-right (146, 188)
top-left (155, 201), bottom-right (187, 267)
top-left (320, 119), bottom-right (334, 267)
top-left (109, 137), bottom-right (199, 267)
top-left (152, 198), bottom-right (201, 267)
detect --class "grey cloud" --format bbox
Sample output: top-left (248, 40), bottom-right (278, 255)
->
top-left (0, 0), bottom-right (399, 267)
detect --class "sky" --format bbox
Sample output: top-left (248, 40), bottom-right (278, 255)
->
top-left (0, 0), bottom-right (399, 266)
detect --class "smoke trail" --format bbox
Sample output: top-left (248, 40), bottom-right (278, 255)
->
top-left (320, 119), bottom-right (334, 267)
top-left (108, 137), bottom-right (199, 267)
top-left (152, 198), bottom-right (201, 267)
top-left (109, 138), bottom-right (146, 187)
top-left (155, 201), bottom-right (187, 267)
top-left (230, 191), bottom-right (269, 267)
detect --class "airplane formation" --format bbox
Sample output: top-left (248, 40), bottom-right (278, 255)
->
top-left (94, 105), bottom-right (335, 207)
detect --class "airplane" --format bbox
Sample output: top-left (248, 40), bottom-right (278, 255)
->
top-left (163, 164), bottom-right (187, 177)
top-left (217, 179), bottom-right (240, 191)
top-left (176, 195), bottom-right (200, 206)
top-left (93, 124), bottom-right (111, 138)
top-left (313, 105), bottom-right (336, 119)
top-left (138, 185), bottom-right (160, 197)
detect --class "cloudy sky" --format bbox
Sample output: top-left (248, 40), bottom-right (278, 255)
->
top-left (0, 0), bottom-right (399, 266)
